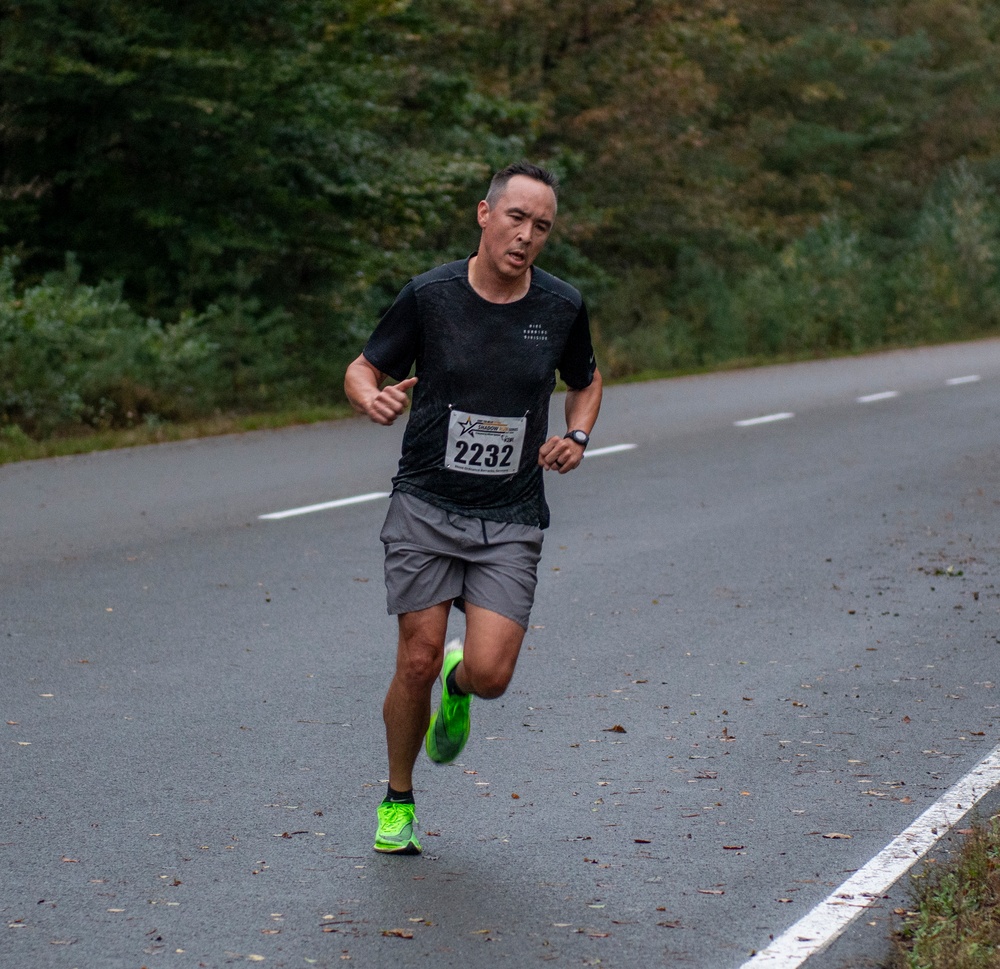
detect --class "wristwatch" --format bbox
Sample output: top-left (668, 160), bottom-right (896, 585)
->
top-left (564, 429), bottom-right (590, 448)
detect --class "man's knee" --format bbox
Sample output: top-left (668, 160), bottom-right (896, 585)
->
top-left (395, 610), bottom-right (449, 688)
top-left (463, 656), bottom-right (515, 699)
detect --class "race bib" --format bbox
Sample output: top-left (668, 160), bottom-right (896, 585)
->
top-left (445, 409), bottom-right (526, 476)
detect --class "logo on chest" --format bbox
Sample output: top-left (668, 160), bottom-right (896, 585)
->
top-left (523, 323), bottom-right (549, 342)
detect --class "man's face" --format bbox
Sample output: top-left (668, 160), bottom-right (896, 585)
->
top-left (477, 175), bottom-right (557, 280)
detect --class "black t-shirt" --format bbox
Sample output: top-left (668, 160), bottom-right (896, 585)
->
top-left (363, 256), bottom-right (596, 528)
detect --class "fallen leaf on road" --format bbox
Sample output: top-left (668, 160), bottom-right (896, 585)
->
top-left (603, 725), bottom-right (627, 733)
top-left (723, 845), bottom-right (746, 851)
top-left (382, 929), bottom-right (413, 939)
top-left (823, 833), bottom-right (852, 840)
top-left (698, 889), bottom-right (725, 895)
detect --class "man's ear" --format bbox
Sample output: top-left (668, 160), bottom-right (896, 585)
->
top-left (476, 199), bottom-right (491, 229)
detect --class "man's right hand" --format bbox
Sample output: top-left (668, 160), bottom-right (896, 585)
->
top-left (366, 376), bottom-right (418, 426)
top-left (345, 354), bottom-right (418, 426)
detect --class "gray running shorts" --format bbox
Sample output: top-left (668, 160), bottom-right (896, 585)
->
top-left (380, 491), bottom-right (544, 629)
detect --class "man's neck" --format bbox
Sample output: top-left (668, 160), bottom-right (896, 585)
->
top-left (467, 254), bottom-right (531, 304)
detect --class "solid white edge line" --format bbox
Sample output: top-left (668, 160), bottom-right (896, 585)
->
top-left (585, 443), bottom-right (638, 458)
top-left (857, 391), bottom-right (899, 403)
top-left (734, 412), bottom-right (795, 427)
top-left (739, 741), bottom-right (1000, 968)
top-left (946, 375), bottom-right (981, 385)
top-left (259, 491), bottom-right (390, 520)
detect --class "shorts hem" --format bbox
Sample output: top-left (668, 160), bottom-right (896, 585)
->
top-left (386, 594), bottom-right (457, 618)
top-left (387, 596), bottom-right (530, 631)
top-left (451, 595), bottom-right (531, 631)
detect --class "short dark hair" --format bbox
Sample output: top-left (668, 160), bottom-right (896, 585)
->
top-left (485, 162), bottom-right (559, 208)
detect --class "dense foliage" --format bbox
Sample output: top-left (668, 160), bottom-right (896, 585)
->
top-left (3, 0), bottom-right (1000, 435)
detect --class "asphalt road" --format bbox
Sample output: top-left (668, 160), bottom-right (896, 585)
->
top-left (3, 340), bottom-right (1000, 969)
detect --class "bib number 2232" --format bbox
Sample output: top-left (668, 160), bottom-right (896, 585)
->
top-left (445, 409), bottom-right (526, 476)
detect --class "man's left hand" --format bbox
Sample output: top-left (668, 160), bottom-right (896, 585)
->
top-left (538, 436), bottom-right (584, 474)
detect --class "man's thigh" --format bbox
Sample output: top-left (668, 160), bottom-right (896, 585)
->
top-left (462, 602), bottom-right (526, 695)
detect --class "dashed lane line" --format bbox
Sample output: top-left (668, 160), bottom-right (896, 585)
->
top-left (585, 443), bottom-right (637, 457)
top-left (735, 374), bottom-right (985, 426)
top-left (734, 412), bottom-right (795, 427)
top-left (263, 372), bottom-right (987, 518)
top-left (738, 741), bottom-right (1000, 968)
top-left (258, 443), bottom-right (638, 520)
top-left (259, 491), bottom-right (390, 520)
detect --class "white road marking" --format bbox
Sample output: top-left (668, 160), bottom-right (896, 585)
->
top-left (259, 444), bottom-right (637, 519)
top-left (856, 391), bottom-right (899, 403)
top-left (585, 443), bottom-right (637, 458)
top-left (734, 412), bottom-right (795, 427)
top-left (946, 374), bottom-right (981, 385)
top-left (259, 492), bottom-right (390, 520)
top-left (739, 741), bottom-right (1000, 968)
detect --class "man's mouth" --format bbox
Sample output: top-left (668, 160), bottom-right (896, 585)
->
top-left (508, 250), bottom-right (526, 265)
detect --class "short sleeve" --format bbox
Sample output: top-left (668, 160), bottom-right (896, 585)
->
top-left (557, 301), bottom-right (597, 390)
top-left (362, 283), bottom-right (420, 381)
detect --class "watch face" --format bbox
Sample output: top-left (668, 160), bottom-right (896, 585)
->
top-left (569, 430), bottom-right (589, 445)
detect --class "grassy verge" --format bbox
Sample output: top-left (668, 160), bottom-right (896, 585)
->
top-left (891, 814), bottom-right (1000, 968)
top-left (0, 404), bottom-right (355, 467)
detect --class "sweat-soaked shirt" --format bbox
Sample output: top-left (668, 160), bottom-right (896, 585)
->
top-left (363, 256), bottom-right (597, 528)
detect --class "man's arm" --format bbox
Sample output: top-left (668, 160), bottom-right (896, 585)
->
top-left (538, 367), bottom-right (603, 473)
top-left (344, 353), bottom-right (417, 426)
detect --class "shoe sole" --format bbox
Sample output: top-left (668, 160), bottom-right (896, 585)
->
top-left (374, 840), bottom-right (422, 855)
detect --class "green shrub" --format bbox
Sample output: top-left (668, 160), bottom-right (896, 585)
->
top-left (0, 255), bottom-right (217, 436)
top-left (729, 216), bottom-right (889, 358)
top-left (889, 162), bottom-right (1000, 344)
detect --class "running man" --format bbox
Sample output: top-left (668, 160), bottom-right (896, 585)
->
top-left (344, 161), bottom-right (602, 854)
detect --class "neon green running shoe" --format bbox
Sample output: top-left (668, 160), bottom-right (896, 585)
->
top-left (374, 800), bottom-right (422, 855)
top-left (425, 642), bottom-right (471, 764)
